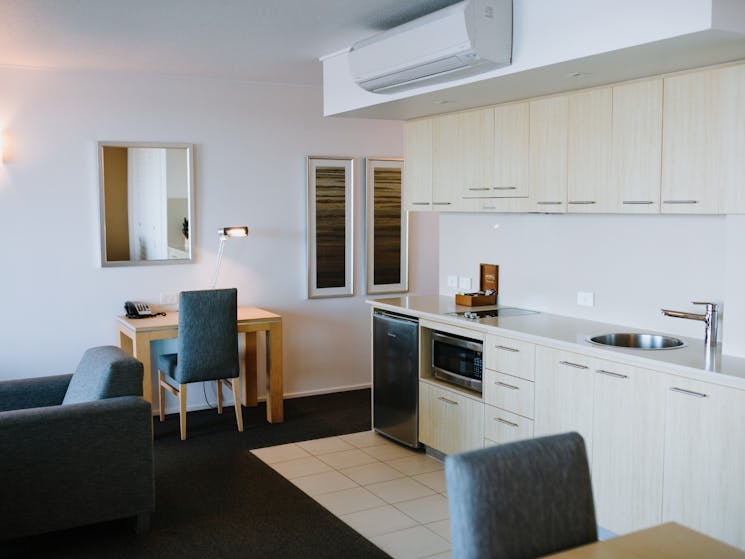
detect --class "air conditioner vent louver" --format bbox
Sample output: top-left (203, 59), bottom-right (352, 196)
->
top-left (349, 0), bottom-right (512, 94)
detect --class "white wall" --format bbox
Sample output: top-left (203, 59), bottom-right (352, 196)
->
top-left (439, 212), bottom-right (745, 357)
top-left (0, 66), bottom-right (410, 412)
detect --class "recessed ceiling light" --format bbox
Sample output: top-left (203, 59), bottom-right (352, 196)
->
top-left (435, 100), bottom-right (451, 104)
top-left (566, 71), bottom-right (590, 78)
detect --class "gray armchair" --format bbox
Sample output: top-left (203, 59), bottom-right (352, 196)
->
top-left (0, 346), bottom-right (154, 540)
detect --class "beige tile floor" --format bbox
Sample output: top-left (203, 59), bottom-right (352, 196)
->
top-left (252, 431), bottom-right (452, 559)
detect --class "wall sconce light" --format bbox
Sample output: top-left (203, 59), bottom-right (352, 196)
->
top-left (211, 226), bottom-right (249, 288)
top-left (0, 130), bottom-right (4, 163)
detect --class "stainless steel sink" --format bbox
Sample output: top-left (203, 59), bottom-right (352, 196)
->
top-left (588, 333), bottom-right (685, 350)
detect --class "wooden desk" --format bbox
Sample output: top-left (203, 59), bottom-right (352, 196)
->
top-left (544, 522), bottom-right (745, 558)
top-left (117, 306), bottom-right (283, 423)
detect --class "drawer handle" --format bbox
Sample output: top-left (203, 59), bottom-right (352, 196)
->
top-left (559, 360), bottom-right (589, 370)
top-left (663, 200), bottom-right (698, 204)
top-left (495, 345), bottom-right (519, 353)
top-left (468, 187), bottom-right (490, 191)
top-left (623, 200), bottom-right (654, 205)
top-left (568, 201), bottom-right (596, 205)
top-left (670, 387), bottom-right (708, 398)
top-left (493, 186), bottom-right (517, 190)
top-left (411, 202), bottom-right (431, 206)
top-left (536, 201), bottom-right (563, 205)
top-left (495, 381), bottom-right (519, 390)
top-left (432, 202), bottom-right (453, 206)
top-left (495, 417), bottom-right (519, 428)
top-left (596, 369), bottom-right (628, 379)
top-left (437, 396), bottom-right (459, 405)
top-left (482, 205), bottom-right (497, 210)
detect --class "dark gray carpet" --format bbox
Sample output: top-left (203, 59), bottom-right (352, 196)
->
top-left (2, 389), bottom-right (391, 559)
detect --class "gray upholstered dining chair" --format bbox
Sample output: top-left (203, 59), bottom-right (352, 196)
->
top-left (158, 288), bottom-right (243, 440)
top-left (445, 432), bottom-right (598, 559)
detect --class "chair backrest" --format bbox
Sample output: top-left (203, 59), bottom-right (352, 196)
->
top-left (62, 346), bottom-right (144, 405)
top-left (175, 288), bottom-right (239, 383)
top-left (445, 432), bottom-right (597, 559)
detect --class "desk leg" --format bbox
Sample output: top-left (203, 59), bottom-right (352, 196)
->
top-left (242, 332), bottom-right (258, 407)
top-left (266, 322), bottom-right (284, 423)
top-left (132, 334), bottom-right (153, 405)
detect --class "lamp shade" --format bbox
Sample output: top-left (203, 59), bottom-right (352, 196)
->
top-left (219, 226), bottom-right (249, 238)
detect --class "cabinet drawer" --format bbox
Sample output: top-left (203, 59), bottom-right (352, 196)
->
top-left (484, 335), bottom-right (535, 380)
top-left (483, 369), bottom-right (535, 418)
top-left (484, 405), bottom-right (534, 445)
top-left (419, 381), bottom-right (484, 455)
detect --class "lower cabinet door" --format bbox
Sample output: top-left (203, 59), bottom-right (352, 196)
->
top-left (419, 381), bottom-right (484, 455)
top-left (483, 405), bottom-right (533, 446)
top-left (662, 377), bottom-right (745, 550)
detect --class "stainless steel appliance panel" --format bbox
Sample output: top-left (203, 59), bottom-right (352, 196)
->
top-left (373, 310), bottom-right (419, 448)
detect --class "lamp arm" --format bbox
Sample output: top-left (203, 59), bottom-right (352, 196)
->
top-left (210, 236), bottom-right (227, 288)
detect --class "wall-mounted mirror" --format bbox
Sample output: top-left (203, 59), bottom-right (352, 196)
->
top-left (98, 142), bottom-right (194, 266)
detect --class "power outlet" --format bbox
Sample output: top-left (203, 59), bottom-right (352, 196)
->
top-left (577, 291), bottom-right (595, 307)
top-left (160, 293), bottom-right (178, 305)
top-left (458, 277), bottom-right (472, 291)
top-left (447, 275), bottom-right (458, 288)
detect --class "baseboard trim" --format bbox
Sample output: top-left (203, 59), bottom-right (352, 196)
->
top-left (156, 382), bottom-right (371, 416)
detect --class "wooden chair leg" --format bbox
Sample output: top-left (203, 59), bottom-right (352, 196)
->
top-left (179, 383), bottom-right (188, 441)
top-left (231, 378), bottom-right (243, 432)
top-left (216, 380), bottom-right (223, 414)
top-left (158, 371), bottom-right (166, 422)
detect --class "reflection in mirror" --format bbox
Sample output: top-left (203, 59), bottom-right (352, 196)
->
top-left (98, 142), bottom-right (194, 266)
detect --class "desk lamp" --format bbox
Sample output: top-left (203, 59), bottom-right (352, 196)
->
top-left (210, 226), bottom-right (249, 288)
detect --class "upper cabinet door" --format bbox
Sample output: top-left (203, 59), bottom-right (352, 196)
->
top-left (718, 64), bottom-right (745, 214)
top-left (567, 88), bottom-right (613, 212)
top-left (460, 108), bottom-right (495, 197)
top-left (432, 113), bottom-right (462, 210)
top-left (494, 101), bottom-right (530, 197)
top-left (661, 69), bottom-right (721, 213)
top-left (528, 96), bottom-right (568, 212)
top-left (611, 79), bottom-right (663, 213)
top-left (403, 119), bottom-right (433, 211)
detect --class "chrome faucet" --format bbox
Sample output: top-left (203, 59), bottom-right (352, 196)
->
top-left (661, 301), bottom-right (720, 346)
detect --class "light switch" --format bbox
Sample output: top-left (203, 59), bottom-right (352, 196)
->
top-left (458, 277), bottom-right (472, 291)
top-left (577, 291), bottom-right (595, 307)
top-left (447, 275), bottom-right (458, 288)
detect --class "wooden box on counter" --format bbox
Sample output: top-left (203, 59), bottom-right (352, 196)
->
top-left (455, 263), bottom-right (499, 306)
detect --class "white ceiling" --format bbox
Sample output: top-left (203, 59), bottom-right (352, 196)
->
top-left (0, 0), bottom-right (460, 86)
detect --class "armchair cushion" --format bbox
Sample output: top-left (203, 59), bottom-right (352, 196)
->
top-left (62, 346), bottom-right (143, 405)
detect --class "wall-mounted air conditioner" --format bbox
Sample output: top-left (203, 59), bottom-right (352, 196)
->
top-left (349, 0), bottom-right (512, 94)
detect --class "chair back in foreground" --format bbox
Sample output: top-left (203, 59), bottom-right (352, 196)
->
top-left (445, 432), bottom-right (597, 559)
top-left (158, 288), bottom-right (242, 440)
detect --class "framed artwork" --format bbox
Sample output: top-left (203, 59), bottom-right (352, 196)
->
top-left (366, 157), bottom-right (408, 294)
top-left (307, 156), bottom-right (355, 299)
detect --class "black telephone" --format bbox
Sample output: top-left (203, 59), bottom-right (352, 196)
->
top-left (124, 301), bottom-right (153, 319)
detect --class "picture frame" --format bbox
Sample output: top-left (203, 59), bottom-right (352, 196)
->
top-left (365, 157), bottom-right (408, 294)
top-left (307, 156), bottom-right (355, 299)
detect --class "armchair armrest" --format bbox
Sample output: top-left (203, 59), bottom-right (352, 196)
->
top-left (0, 374), bottom-right (72, 412)
top-left (0, 396), bottom-right (154, 540)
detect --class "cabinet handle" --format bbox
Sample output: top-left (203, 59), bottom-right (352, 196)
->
top-left (596, 369), bottom-right (628, 379)
top-left (432, 202), bottom-right (453, 206)
top-left (622, 200), bottom-right (654, 205)
top-left (559, 360), bottom-right (589, 370)
top-left (495, 381), bottom-right (519, 390)
top-left (411, 202), bottom-right (431, 206)
top-left (495, 417), bottom-right (519, 428)
top-left (468, 187), bottom-right (490, 191)
top-left (493, 186), bottom-right (517, 190)
top-left (495, 345), bottom-right (519, 353)
top-left (670, 387), bottom-right (708, 398)
top-left (663, 200), bottom-right (699, 204)
top-left (482, 205), bottom-right (497, 210)
top-left (568, 201), bottom-right (596, 205)
top-left (536, 201), bottom-right (563, 205)
top-left (437, 396), bottom-right (459, 405)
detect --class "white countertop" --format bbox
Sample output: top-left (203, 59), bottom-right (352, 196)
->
top-left (368, 295), bottom-right (745, 390)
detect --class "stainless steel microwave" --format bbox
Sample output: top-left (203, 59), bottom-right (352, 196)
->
top-left (431, 331), bottom-right (483, 392)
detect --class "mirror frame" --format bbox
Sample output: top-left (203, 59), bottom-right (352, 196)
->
top-left (366, 157), bottom-right (408, 294)
top-left (98, 141), bottom-right (195, 267)
top-left (307, 155), bottom-right (355, 299)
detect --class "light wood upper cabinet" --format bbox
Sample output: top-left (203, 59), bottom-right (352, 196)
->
top-left (432, 113), bottom-right (462, 210)
top-left (662, 377), bottom-right (745, 550)
top-left (567, 88), bottom-right (613, 212)
top-left (661, 68), bottom-right (721, 213)
top-left (528, 96), bottom-right (568, 212)
top-left (591, 361), bottom-right (666, 535)
top-left (403, 119), bottom-right (433, 211)
top-left (611, 79), bottom-right (663, 212)
top-left (460, 108), bottom-right (494, 196)
top-left (494, 101), bottom-right (530, 197)
top-left (717, 64), bottom-right (745, 214)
